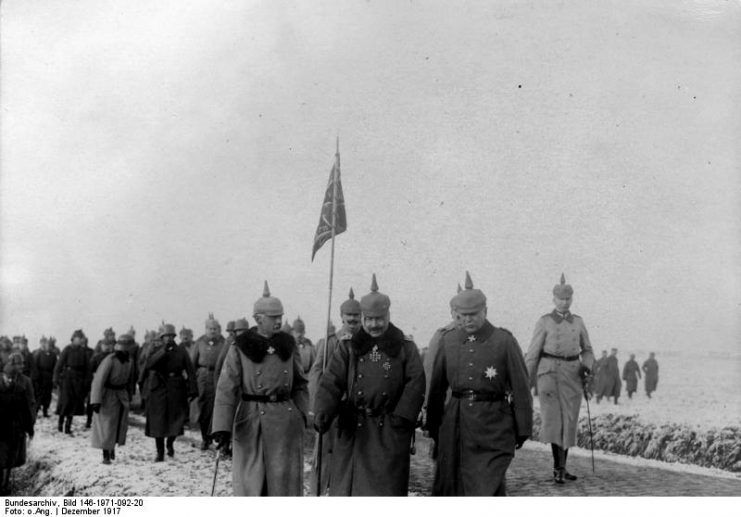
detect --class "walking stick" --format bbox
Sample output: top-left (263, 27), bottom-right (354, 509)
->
top-left (210, 448), bottom-right (221, 497)
top-left (583, 382), bottom-right (596, 473)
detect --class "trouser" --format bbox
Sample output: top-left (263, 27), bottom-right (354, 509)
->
top-left (58, 415), bottom-right (73, 433)
top-left (155, 437), bottom-right (176, 455)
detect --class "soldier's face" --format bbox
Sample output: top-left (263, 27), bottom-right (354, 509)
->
top-left (256, 314), bottom-right (282, 337)
top-left (162, 335), bottom-right (175, 345)
top-left (180, 334), bottom-right (191, 345)
top-left (205, 324), bottom-right (220, 339)
top-left (553, 296), bottom-right (572, 312)
top-left (72, 337), bottom-right (83, 346)
top-left (362, 313), bottom-right (389, 337)
top-left (457, 307), bottom-right (487, 334)
top-left (342, 312), bottom-right (361, 333)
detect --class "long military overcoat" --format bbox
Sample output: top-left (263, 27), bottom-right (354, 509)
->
top-left (622, 359), bottom-right (641, 393)
top-left (212, 329), bottom-right (308, 496)
top-left (314, 323), bottom-right (425, 496)
top-left (427, 321), bottom-right (532, 496)
top-left (0, 372), bottom-right (35, 469)
top-left (191, 335), bottom-right (225, 436)
top-left (32, 349), bottom-right (57, 410)
top-left (90, 353), bottom-right (133, 449)
top-left (525, 311), bottom-right (595, 448)
top-left (140, 344), bottom-right (197, 438)
top-left (642, 358), bottom-right (659, 393)
top-left (53, 344), bottom-right (91, 416)
top-left (597, 355), bottom-right (621, 399)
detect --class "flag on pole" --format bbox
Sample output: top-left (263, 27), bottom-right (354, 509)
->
top-left (311, 149), bottom-right (346, 261)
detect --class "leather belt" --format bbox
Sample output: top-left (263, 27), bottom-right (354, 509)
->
top-left (540, 351), bottom-right (580, 361)
top-left (353, 406), bottom-right (386, 417)
top-left (241, 393), bottom-right (289, 403)
top-left (452, 390), bottom-right (505, 402)
top-left (105, 382), bottom-right (128, 390)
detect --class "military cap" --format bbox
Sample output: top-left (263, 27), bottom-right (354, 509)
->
top-left (234, 318), bottom-right (250, 332)
top-left (39, 335), bottom-right (49, 344)
top-left (179, 326), bottom-right (193, 337)
top-left (118, 333), bottom-right (133, 342)
top-left (253, 281), bottom-right (284, 317)
top-left (71, 329), bottom-right (86, 341)
top-left (360, 274), bottom-right (391, 317)
top-left (340, 288), bottom-right (361, 315)
top-left (292, 317), bottom-right (305, 333)
top-left (452, 271), bottom-right (487, 313)
top-left (553, 273), bottom-right (574, 298)
top-left (104, 327), bottom-right (115, 338)
top-left (128, 325), bottom-right (136, 337)
top-left (226, 320), bottom-right (236, 332)
top-left (159, 323), bottom-right (177, 338)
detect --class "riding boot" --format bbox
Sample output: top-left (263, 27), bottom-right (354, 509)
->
top-left (563, 449), bottom-right (577, 480)
top-left (102, 450), bottom-right (111, 465)
top-left (110, 448), bottom-right (115, 460)
top-left (552, 468), bottom-right (565, 484)
top-left (57, 415), bottom-right (64, 432)
top-left (166, 436), bottom-right (175, 457)
top-left (155, 438), bottom-right (165, 462)
top-left (64, 416), bottom-right (73, 435)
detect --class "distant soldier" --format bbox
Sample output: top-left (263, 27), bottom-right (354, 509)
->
top-left (622, 354), bottom-right (641, 399)
top-left (0, 353), bottom-right (35, 496)
top-left (179, 327), bottom-right (194, 352)
top-left (225, 321), bottom-right (236, 347)
top-left (525, 274), bottom-right (594, 484)
top-left (137, 330), bottom-right (157, 411)
top-left (593, 350), bottom-right (608, 396)
top-left (32, 337), bottom-right (57, 417)
top-left (293, 317), bottom-right (316, 374)
top-left (596, 348), bottom-right (621, 405)
top-left (121, 328), bottom-right (141, 396)
top-left (90, 335), bottom-right (135, 465)
top-left (87, 337), bottom-right (114, 429)
top-left (53, 330), bottom-right (92, 435)
top-left (314, 274), bottom-right (425, 496)
top-left (642, 352), bottom-right (659, 398)
top-left (281, 321), bottom-right (292, 334)
top-left (212, 282), bottom-right (308, 496)
top-left (423, 284), bottom-right (462, 405)
top-left (48, 337), bottom-right (60, 357)
top-left (140, 324), bottom-right (197, 462)
top-left (308, 288), bottom-right (362, 495)
top-left (214, 318), bottom-right (250, 388)
top-left (428, 272), bottom-right (532, 496)
top-left (14, 336), bottom-right (35, 380)
top-left (191, 314), bottom-right (226, 450)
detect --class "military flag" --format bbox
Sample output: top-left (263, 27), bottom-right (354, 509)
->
top-left (311, 141), bottom-right (346, 261)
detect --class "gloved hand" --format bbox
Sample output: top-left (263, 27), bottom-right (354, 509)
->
top-left (313, 413), bottom-right (331, 434)
top-left (389, 414), bottom-right (415, 430)
top-left (578, 365), bottom-right (592, 381)
top-left (91, 403), bottom-right (101, 413)
top-left (212, 431), bottom-right (231, 449)
top-left (28, 429), bottom-right (35, 440)
top-left (515, 435), bottom-right (528, 450)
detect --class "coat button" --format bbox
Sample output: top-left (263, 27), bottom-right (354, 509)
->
top-left (260, 410), bottom-right (265, 415)
top-left (359, 358), bottom-right (364, 363)
top-left (287, 407), bottom-right (292, 411)
top-left (358, 374), bottom-right (364, 379)
top-left (256, 371), bottom-right (261, 376)
top-left (469, 349), bottom-right (474, 353)
top-left (257, 384), bottom-right (263, 389)
top-left (381, 392), bottom-right (387, 396)
top-left (357, 422), bottom-right (362, 428)
top-left (468, 362), bottom-right (473, 367)
top-left (283, 370), bottom-right (288, 374)
top-left (284, 383), bottom-right (289, 387)
top-left (468, 376), bottom-right (473, 380)
top-left (383, 375), bottom-right (389, 379)
top-left (357, 390), bottom-right (363, 396)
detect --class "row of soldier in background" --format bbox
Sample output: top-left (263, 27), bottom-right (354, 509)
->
top-left (586, 349), bottom-right (660, 404)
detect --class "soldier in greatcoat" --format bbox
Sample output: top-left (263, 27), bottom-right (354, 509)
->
top-left (87, 337), bottom-right (114, 429)
top-left (314, 274), bottom-right (426, 496)
top-left (53, 330), bottom-right (92, 435)
top-left (136, 330), bottom-right (157, 411)
top-left (622, 354), bottom-right (641, 399)
top-left (427, 272), bottom-right (532, 496)
top-left (32, 336), bottom-right (57, 417)
top-left (308, 288), bottom-right (362, 495)
top-left (525, 274), bottom-right (595, 484)
top-left (90, 335), bottom-right (135, 464)
top-left (642, 352), bottom-right (659, 398)
top-left (211, 282), bottom-right (308, 496)
top-left (191, 314), bottom-right (226, 450)
top-left (292, 317), bottom-right (316, 374)
top-left (140, 324), bottom-right (197, 461)
top-left (0, 353), bottom-right (35, 496)
top-left (423, 284), bottom-right (462, 405)
top-left (596, 348), bottom-right (621, 404)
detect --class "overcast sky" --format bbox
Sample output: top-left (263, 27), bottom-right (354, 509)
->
top-left (1, 0), bottom-right (739, 361)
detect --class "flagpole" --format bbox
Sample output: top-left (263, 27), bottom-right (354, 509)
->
top-left (316, 136), bottom-right (339, 496)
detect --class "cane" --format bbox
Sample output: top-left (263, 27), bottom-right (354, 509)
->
top-left (582, 381), bottom-right (596, 473)
top-left (210, 448), bottom-right (221, 497)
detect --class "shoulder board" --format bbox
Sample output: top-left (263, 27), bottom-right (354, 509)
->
top-left (337, 330), bottom-right (353, 341)
top-left (571, 313), bottom-right (582, 320)
top-left (541, 313), bottom-right (552, 319)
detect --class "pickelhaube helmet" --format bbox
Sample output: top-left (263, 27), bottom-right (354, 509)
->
top-left (451, 271), bottom-right (487, 313)
top-left (281, 321), bottom-right (292, 333)
top-left (205, 313), bottom-right (221, 329)
top-left (553, 273), bottom-right (574, 298)
top-left (234, 318), bottom-right (250, 332)
top-left (253, 281), bottom-right (284, 317)
top-left (71, 329), bottom-right (86, 342)
top-left (226, 321), bottom-right (236, 332)
top-left (179, 326), bottom-right (193, 337)
top-left (292, 316), bottom-right (306, 333)
top-left (449, 283), bottom-right (463, 309)
top-left (359, 274), bottom-right (391, 317)
top-left (340, 287), bottom-right (361, 315)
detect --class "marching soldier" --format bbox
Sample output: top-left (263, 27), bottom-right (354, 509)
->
top-left (427, 272), bottom-right (532, 496)
top-left (308, 288), bottom-right (362, 495)
top-left (90, 335), bottom-right (135, 464)
top-left (32, 337), bottom-right (57, 417)
top-left (622, 353), bottom-right (641, 399)
top-left (211, 282), bottom-right (308, 496)
top-left (314, 274), bottom-right (425, 496)
top-left (191, 314), bottom-right (226, 450)
top-left (214, 318), bottom-right (250, 387)
top-left (293, 317), bottom-right (316, 374)
top-left (596, 348), bottom-right (621, 404)
top-left (525, 274), bottom-right (595, 484)
top-left (179, 327), bottom-right (194, 352)
top-left (642, 352), bottom-right (659, 398)
top-left (53, 330), bottom-right (92, 435)
top-left (140, 324), bottom-right (197, 462)
top-left (0, 352), bottom-right (35, 496)
top-left (225, 321), bottom-right (236, 346)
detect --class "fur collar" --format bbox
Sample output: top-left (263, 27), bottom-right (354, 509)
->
top-left (235, 328), bottom-right (295, 363)
top-left (351, 323), bottom-right (405, 358)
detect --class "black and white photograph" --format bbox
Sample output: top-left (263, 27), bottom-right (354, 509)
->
top-left (1, 0), bottom-right (739, 506)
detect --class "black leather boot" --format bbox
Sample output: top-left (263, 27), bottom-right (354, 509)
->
top-left (110, 449), bottom-right (115, 460)
top-left (166, 437), bottom-right (175, 457)
top-left (553, 468), bottom-right (565, 484)
top-left (64, 416), bottom-right (73, 435)
top-left (57, 415), bottom-right (64, 432)
top-left (155, 438), bottom-right (165, 462)
top-left (102, 450), bottom-right (111, 465)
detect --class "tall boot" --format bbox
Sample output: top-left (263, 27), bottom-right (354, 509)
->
top-left (64, 416), bottom-right (73, 435)
top-left (43, 406), bottom-right (50, 418)
top-left (563, 449), bottom-right (577, 480)
top-left (551, 444), bottom-right (565, 484)
top-left (166, 437), bottom-right (175, 457)
top-left (57, 415), bottom-right (64, 432)
top-left (155, 438), bottom-right (165, 462)
top-left (109, 448), bottom-right (115, 461)
top-left (102, 450), bottom-right (111, 465)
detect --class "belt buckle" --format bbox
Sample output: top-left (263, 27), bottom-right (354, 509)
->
top-left (269, 394), bottom-right (278, 402)
top-left (462, 389), bottom-right (476, 401)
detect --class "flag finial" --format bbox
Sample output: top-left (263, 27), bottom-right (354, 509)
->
top-left (370, 273), bottom-right (379, 292)
top-left (560, 273), bottom-right (566, 285)
top-left (349, 287), bottom-right (355, 299)
top-left (457, 283), bottom-right (462, 293)
top-left (263, 281), bottom-right (271, 297)
top-left (464, 271), bottom-right (474, 290)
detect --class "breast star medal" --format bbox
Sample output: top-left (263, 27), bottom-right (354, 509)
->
top-left (267, 346), bottom-right (276, 355)
top-left (484, 366), bottom-right (497, 380)
top-left (369, 345), bottom-right (382, 362)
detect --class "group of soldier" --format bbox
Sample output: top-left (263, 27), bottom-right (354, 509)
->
top-left (589, 349), bottom-right (660, 404)
top-left (2, 271), bottom-right (642, 497)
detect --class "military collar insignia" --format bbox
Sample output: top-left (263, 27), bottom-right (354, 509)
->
top-left (467, 335), bottom-right (476, 342)
top-left (462, 321), bottom-right (495, 344)
top-left (484, 366), bottom-right (497, 380)
top-left (235, 330), bottom-right (294, 363)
